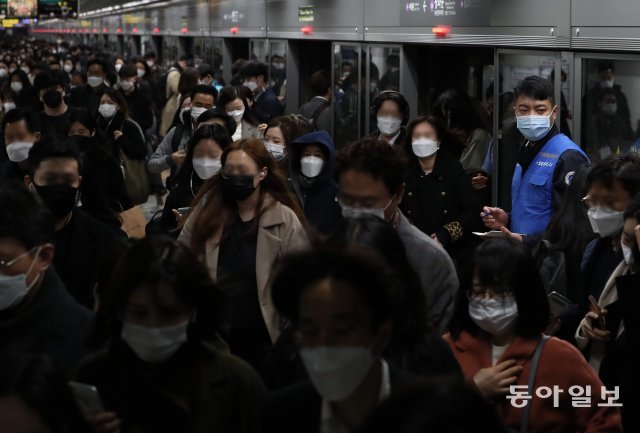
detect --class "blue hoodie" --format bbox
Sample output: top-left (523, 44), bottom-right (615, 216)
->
top-left (289, 130), bottom-right (343, 236)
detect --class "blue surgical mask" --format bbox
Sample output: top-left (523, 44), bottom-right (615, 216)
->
top-left (516, 113), bottom-right (553, 142)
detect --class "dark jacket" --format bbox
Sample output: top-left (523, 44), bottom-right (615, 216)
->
top-left (0, 159), bottom-right (28, 182)
top-left (159, 170), bottom-right (203, 235)
top-left (297, 96), bottom-right (332, 134)
top-left (0, 268), bottom-right (93, 373)
top-left (77, 136), bottom-right (134, 225)
top-left (97, 111), bottom-right (148, 161)
top-left (400, 150), bottom-right (483, 260)
top-left (40, 106), bottom-right (78, 139)
top-left (262, 364), bottom-right (426, 433)
top-left (288, 130), bottom-right (343, 236)
top-left (76, 340), bottom-right (266, 433)
top-left (120, 87), bottom-right (154, 132)
top-left (369, 127), bottom-right (407, 147)
top-left (252, 87), bottom-right (283, 123)
top-left (53, 208), bottom-right (126, 308)
top-left (69, 83), bottom-right (107, 113)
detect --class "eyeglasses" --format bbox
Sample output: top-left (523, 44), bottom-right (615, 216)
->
top-left (467, 286), bottom-right (511, 301)
top-left (0, 247), bottom-right (38, 272)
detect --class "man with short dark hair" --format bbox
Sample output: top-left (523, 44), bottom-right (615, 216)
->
top-left (482, 75), bottom-right (589, 237)
top-left (240, 61), bottom-right (283, 123)
top-left (118, 64), bottom-right (154, 133)
top-left (34, 70), bottom-right (77, 139)
top-left (149, 85), bottom-right (217, 177)
top-left (68, 58), bottom-right (108, 112)
top-left (25, 137), bottom-right (125, 307)
top-left (1, 108), bottom-right (42, 182)
top-left (298, 70), bottom-right (333, 134)
top-left (334, 137), bottom-right (459, 332)
top-left (0, 181), bottom-right (92, 372)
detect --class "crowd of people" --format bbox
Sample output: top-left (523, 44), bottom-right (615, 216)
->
top-left (1, 36), bottom-right (639, 433)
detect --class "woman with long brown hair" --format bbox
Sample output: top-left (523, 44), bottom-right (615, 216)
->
top-left (178, 138), bottom-right (309, 370)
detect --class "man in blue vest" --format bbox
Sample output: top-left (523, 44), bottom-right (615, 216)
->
top-left (482, 75), bottom-right (589, 236)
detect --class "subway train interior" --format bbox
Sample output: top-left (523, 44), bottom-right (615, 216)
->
top-left (23, 0), bottom-right (640, 206)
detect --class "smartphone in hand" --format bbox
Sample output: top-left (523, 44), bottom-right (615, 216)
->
top-left (588, 295), bottom-right (606, 329)
top-left (69, 381), bottom-right (105, 416)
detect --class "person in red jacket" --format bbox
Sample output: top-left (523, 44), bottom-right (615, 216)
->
top-left (444, 238), bottom-right (622, 433)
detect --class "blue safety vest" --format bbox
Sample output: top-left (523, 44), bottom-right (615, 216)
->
top-left (511, 134), bottom-right (587, 235)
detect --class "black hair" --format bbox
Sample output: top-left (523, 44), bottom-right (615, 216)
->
top-left (198, 64), bottom-right (214, 78)
top-left (172, 123), bottom-right (232, 188)
top-left (9, 69), bottom-right (32, 89)
top-left (28, 136), bottom-right (84, 176)
top-left (362, 379), bottom-right (505, 433)
top-left (386, 54), bottom-right (400, 68)
top-left (598, 87), bottom-right (617, 102)
top-left (33, 70), bottom-right (66, 94)
top-left (432, 88), bottom-right (489, 134)
top-left (0, 356), bottom-right (92, 433)
top-left (272, 246), bottom-right (401, 331)
top-left (89, 236), bottom-right (224, 348)
top-left (144, 51), bottom-right (157, 60)
top-left (1, 107), bottom-right (41, 133)
top-left (310, 69), bottom-right (331, 97)
top-left (449, 238), bottom-right (550, 340)
top-left (86, 58), bottom-right (106, 74)
top-left (598, 62), bottom-right (615, 74)
top-left (196, 107), bottom-right (237, 136)
top-left (190, 84), bottom-right (218, 101)
top-left (65, 108), bottom-right (98, 135)
top-left (586, 153), bottom-right (640, 198)
top-left (624, 194), bottom-right (640, 270)
top-left (0, 181), bottom-right (54, 250)
top-left (216, 85), bottom-right (259, 126)
top-left (403, 115), bottom-right (466, 161)
top-left (240, 61), bottom-right (269, 80)
top-left (372, 90), bottom-right (410, 125)
top-left (99, 87), bottom-right (129, 119)
top-left (513, 75), bottom-right (555, 105)
top-left (327, 216), bottom-right (434, 372)
top-left (118, 63), bottom-right (137, 78)
top-left (335, 137), bottom-right (407, 195)
top-left (178, 68), bottom-right (200, 95)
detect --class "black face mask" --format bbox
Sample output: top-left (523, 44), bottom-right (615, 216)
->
top-left (34, 184), bottom-right (78, 218)
top-left (70, 135), bottom-right (92, 151)
top-left (222, 174), bottom-right (257, 202)
top-left (42, 89), bottom-right (63, 109)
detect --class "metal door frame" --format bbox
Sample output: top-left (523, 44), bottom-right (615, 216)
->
top-left (364, 43), bottom-right (402, 134)
top-left (332, 41), bottom-right (364, 139)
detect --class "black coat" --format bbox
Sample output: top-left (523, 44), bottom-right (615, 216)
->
top-left (0, 159), bottom-right (27, 182)
top-left (0, 268), bottom-right (93, 374)
top-left (40, 106), bottom-right (78, 140)
top-left (121, 88), bottom-right (154, 132)
top-left (262, 365), bottom-right (427, 433)
top-left (53, 208), bottom-right (126, 308)
top-left (77, 340), bottom-right (266, 433)
top-left (400, 150), bottom-right (483, 262)
top-left (97, 111), bottom-right (148, 161)
top-left (69, 83), bottom-right (107, 113)
top-left (159, 170), bottom-right (203, 235)
top-left (252, 87), bottom-right (283, 123)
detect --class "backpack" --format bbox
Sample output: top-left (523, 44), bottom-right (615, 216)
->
top-left (533, 240), bottom-right (569, 297)
top-left (308, 100), bottom-right (331, 128)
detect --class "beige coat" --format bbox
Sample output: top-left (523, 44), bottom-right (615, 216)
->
top-left (178, 193), bottom-right (309, 343)
top-left (160, 67), bottom-right (181, 136)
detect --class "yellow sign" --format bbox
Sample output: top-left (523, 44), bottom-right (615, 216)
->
top-left (2, 18), bottom-right (19, 28)
top-left (124, 14), bottom-right (143, 24)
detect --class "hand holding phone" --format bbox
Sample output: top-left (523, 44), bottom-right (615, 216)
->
top-left (68, 381), bottom-right (105, 416)
top-left (588, 295), bottom-right (606, 330)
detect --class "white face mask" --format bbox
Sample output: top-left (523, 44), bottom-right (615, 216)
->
top-left (63, 64), bottom-right (73, 73)
top-left (588, 206), bottom-right (625, 238)
top-left (264, 141), bottom-right (285, 161)
top-left (114, 63), bottom-right (123, 72)
top-left (146, 60), bottom-right (154, 68)
top-left (136, 69), bottom-right (145, 78)
top-left (0, 68), bottom-right (7, 77)
top-left (227, 109), bottom-right (245, 123)
top-left (243, 80), bottom-right (258, 92)
top-left (191, 106), bottom-right (207, 122)
top-left (6, 141), bottom-right (34, 162)
top-left (516, 113), bottom-right (553, 142)
top-left (412, 138), bottom-right (439, 158)
top-left (601, 80), bottom-right (614, 89)
top-left (601, 103), bottom-right (617, 116)
top-left (377, 116), bottom-right (402, 136)
top-left (192, 157), bottom-right (221, 180)
top-left (121, 321), bottom-right (189, 363)
top-left (10, 82), bottom-right (23, 93)
top-left (98, 103), bottom-right (117, 119)
top-left (621, 242), bottom-right (635, 266)
top-left (468, 294), bottom-right (519, 336)
top-left (3, 102), bottom-right (16, 113)
top-left (340, 196), bottom-right (393, 221)
top-left (87, 75), bottom-right (103, 88)
top-left (120, 80), bottom-right (135, 92)
top-left (0, 246), bottom-right (41, 311)
top-left (301, 156), bottom-right (324, 178)
top-left (300, 346), bottom-right (374, 401)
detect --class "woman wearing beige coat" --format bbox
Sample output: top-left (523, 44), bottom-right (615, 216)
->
top-left (179, 138), bottom-right (309, 370)
top-left (160, 63), bottom-right (183, 136)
